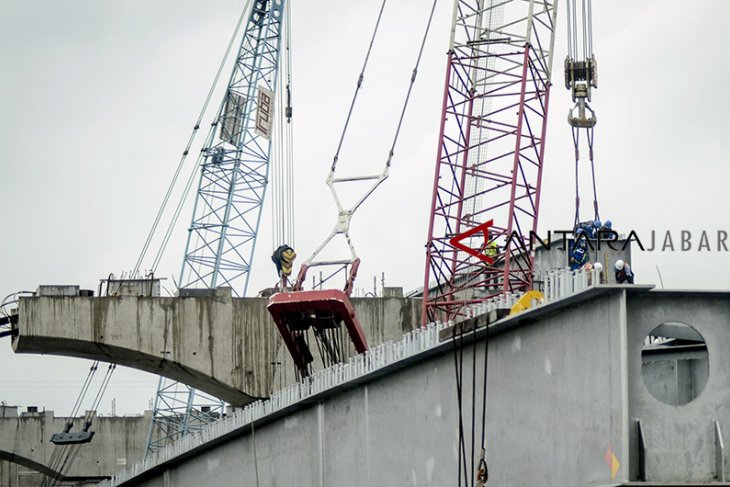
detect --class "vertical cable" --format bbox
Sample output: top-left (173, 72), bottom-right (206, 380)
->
top-left (581, 0), bottom-right (588, 59)
top-left (566, 0), bottom-right (572, 59)
top-left (571, 0), bottom-right (578, 59)
top-left (331, 0), bottom-right (388, 172)
top-left (587, 0), bottom-right (594, 56)
top-left (286, 0), bottom-right (295, 247)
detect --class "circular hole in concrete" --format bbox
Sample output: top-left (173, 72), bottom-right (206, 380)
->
top-left (641, 322), bottom-right (708, 406)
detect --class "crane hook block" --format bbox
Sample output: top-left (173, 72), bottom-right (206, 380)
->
top-left (568, 101), bottom-right (597, 128)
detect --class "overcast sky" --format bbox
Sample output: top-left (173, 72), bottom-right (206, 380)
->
top-left (1, 0), bottom-right (729, 417)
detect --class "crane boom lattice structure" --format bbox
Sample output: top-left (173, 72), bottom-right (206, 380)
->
top-left (423, 0), bottom-right (558, 324)
top-left (147, 0), bottom-right (287, 457)
top-left (180, 0), bottom-right (285, 294)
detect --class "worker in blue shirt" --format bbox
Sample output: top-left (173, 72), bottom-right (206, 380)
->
top-left (569, 228), bottom-right (590, 270)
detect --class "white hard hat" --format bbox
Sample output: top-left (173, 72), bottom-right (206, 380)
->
top-left (594, 262), bottom-right (603, 272)
top-left (615, 259), bottom-right (625, 271)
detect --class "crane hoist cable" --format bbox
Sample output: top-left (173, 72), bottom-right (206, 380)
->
top-left (565, 0), bottom-right (599, 227)
top-left (271, 0), bottom-right (295, 253)
top-left (451, 317), bottom-right (491, 487)
top-left (133, 0), bottom-right (253, 277)
top-left (293, 0), bottom-right (439, 293)
top-left (41, 363), bottom-right (118, 486)
top-left (268, 0), bottom-right (440, 381)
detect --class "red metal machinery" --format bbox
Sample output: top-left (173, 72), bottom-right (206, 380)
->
top-left (268, 0), bottom-right (440, 376)
top-left (422, 0), bottom-right (558, 325)
top-left (268, 288), bottom-right (368, 377)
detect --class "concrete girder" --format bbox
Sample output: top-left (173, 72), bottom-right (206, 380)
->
top-left (11, 289), bottom-right (422, 405)
top-left (93, 288), bottom-right (730, 486)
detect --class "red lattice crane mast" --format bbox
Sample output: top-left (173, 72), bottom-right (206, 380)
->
top-left (422, 1), bottom-right (558, 324)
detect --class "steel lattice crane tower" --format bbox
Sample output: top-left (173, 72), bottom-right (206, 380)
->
top-left (181, 0), bottom-right (285, 294)
top-left (146, 0), bottom-right (287, 455)
top-left (422, 0), bottom-right (558, 324)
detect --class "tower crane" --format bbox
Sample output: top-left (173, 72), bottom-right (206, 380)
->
top-left (144, 0), bottom-right (290, 455)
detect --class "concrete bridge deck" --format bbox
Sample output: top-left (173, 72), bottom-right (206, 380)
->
top-left (81, 285), bottom-right (730, 486)
top-left (11, 290), bottom-right (421, 406)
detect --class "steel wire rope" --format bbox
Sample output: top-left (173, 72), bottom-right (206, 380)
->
top-left (566, 0), bottom-right (573, 59)
top-left (586, 0), bottom-right (593, 56)
top-left (133, 0), bottom-right (253, 276)
top-left (53, 360), bottom-right (98, 480)
top-left (87, 364), bottom-right (117, 415)
top-left (44, 363), bottom-right (118, 486)
top-left (285, 0), bottom-right (295, 247)
top-left (41, 442), bottom-right (66, 486)
top-left (272, 19), bottom-right (294, 252)
top-left (69, 362), bottom-right (99, 419)
top-left (573, 127), bottom-right (581, 226)
top-left (305, 0), bottom-right (438, 291)
top-left (587, 127), bottom-right (599, 221)
top-left (330, 0), bottom-right (388, 172)
top-left (452, 324), bottom-right (470, 487)
top-left (55, 444), bottom-right (82, 484)
top-left (581, 0), bottom-right (588, 59)
top-left (470, 323), bottom-right (478, 485)
top-left (43, 437), bottom-right (74, 486)
top-left (383, 0), bottom-right (438, 169)
top-left (478, 321), bottom-right (490, 483)
top-left (278, 4), bottom-right (293, 249)
top-left (568, 0), bottom-right (578, 59)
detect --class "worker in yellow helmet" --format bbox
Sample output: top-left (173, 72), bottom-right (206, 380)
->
top-left (272, 245), bottom-right (297, 278)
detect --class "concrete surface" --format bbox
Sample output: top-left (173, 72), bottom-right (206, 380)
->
top-left (627, 291), bottom-right (730, 483)
top-left (11, 290), bottom-right (422, 405)
top-left (532, 236), bottom-right (633, 283)
top-left (96, 287), bottom-right (730, 486)
top-left (0, 407), bottom-right (150, 486)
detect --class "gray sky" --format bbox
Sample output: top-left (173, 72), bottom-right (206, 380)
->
top-left (1, 0), bottom-right (729, 416)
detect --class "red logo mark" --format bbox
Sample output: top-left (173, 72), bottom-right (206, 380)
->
top-left (449, 220), bottom-right (495, 265)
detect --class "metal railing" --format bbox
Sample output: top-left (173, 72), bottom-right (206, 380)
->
top-left (98, 266), bottom-right (598, 486)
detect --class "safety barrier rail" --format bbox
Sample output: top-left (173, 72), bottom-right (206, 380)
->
top-left (97, 266), bottom-right (598, 486)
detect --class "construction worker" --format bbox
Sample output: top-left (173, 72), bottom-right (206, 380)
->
top-left (576, 220), bottom-right (595, 238)
top-left (591, 219), bottom-right (602, 238)
top-left (569, 228), bottom-right (590, 270)
top-left (271, 245), bottom-right (297, 278)
top-left (485, 239), bottom-right (499, 259)
top-left (614, 259), bottom-right (634, 284)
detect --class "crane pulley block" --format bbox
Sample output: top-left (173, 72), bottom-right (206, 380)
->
top-left (564, 55), bottom-right (598, 100)
top-left (267, 289), bottom-right (368, 377)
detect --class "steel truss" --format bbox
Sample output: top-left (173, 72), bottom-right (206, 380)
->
top-left (423, 0), bottom-right (558, 324)
top-left (180, 0), bottom-right (285, 295)
top-left (145, 378), bottom-right (226, 457)
top-left (147, 0), bottom-right (287, 457)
